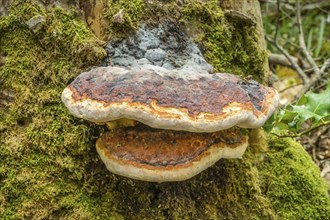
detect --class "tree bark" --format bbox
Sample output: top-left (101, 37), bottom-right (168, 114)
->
top-left (0, 1), bottom-right (329, 219)
top-left (220, 0), bottom-right (270, 79)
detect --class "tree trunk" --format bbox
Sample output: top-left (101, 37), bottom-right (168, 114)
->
top-left (220, 0), bottom-right (270, 79)
top-left (0, 0), bottom-right (329, 219)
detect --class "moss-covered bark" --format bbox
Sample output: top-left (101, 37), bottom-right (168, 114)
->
top-left (0, 0), bottom-right (329, 219)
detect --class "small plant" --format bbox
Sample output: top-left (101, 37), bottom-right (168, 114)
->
top-left (264, 82), bottom-right (330, 137)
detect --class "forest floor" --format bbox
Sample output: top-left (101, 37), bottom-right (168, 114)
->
top-left (299, 126), bottom-right (330, 193)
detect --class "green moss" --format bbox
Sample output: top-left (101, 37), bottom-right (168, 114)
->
top-left (258, 136), bottom-right (330, 219)
top-left (0, 1), bottom-right (107, 219)
top-left (1, 1), bottom-right (329, 219)
top-left (8, 0), bottom-right (46, 21)
top-left (104, 0), bottom-right (266, 80)
top-left (102, 0), bottom-right (266, 80)
top-left (180, 0), bottom-right (266, 81)
top-left (104, 0), bottom-right (145, 39)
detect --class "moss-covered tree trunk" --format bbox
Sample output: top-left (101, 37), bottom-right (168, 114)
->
top-left (219, 0), bottom-right (270, 79)
top-left (0, 0), bottom-right (329, 219)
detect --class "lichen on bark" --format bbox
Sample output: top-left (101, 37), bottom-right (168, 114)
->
top-left (0, 0), bottom-right (329, 219)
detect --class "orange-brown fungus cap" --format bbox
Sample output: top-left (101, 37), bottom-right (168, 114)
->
top-left (62, 66), bottom-right (279, 132)
top-left (96, 125), bottom-right (248, 182)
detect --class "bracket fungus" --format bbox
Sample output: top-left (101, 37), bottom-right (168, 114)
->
top-left (96, 126), bottom-right (248, 182)
top-left (62, 66), bottom-right (278, 132)
top-left (62, 65), bottom-right (279, 182)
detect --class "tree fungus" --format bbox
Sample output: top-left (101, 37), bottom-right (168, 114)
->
top-left (62, 65), bottom-right (279, 182)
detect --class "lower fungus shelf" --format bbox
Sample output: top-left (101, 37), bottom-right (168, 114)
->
top-left (96, 125), bottom-right (248, 182)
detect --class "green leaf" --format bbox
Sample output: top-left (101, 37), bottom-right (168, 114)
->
top-left (265, 82), bottom-right (330, 135)
top-left (276, 122), bottom-right (289, 130)
top-left (291, 105), bottom-right (322, 122)
top-left (297, 82), bottom-right (330, 118)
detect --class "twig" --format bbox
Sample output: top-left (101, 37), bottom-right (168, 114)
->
top-left (269, 53), bottom-right (296, 67)
top-left (289, 1), bottom-right (329, 99)
top-left (268, 53), bottom-right (310, 69)
top-left (266, 36), bottom-right (309, 83)
top-left (303, 64), bottom-right (327, 73)
top-left (279, 83), bottom-right (303, 93)
top-left (296, 0), bottom-right (321, 76)
top-left (271, 120), bottom-right (330, 138)
top-left (312, 146), bottom-right (318, 163)
top-left (301, 2), bottom-right (330, 12)
top-left (314, 80), bottom-right (330, 91)
top-left (282, 1), bottom-right (330, 12)
top-left (295, 59), bottom-right (330, 99)
top-left (274, 0), bottom-right (281, 43)
top-left (265, 1), bottom-right (328, 101)
top-left (321, 58), bottom-right (330, 73)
